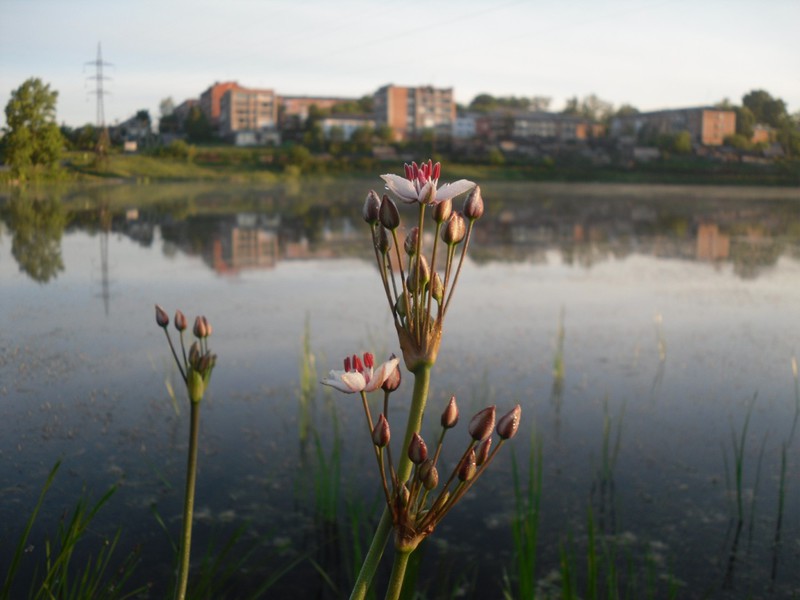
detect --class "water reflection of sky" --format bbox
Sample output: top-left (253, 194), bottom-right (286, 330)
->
top-left (1, 183), bottom-right (799, 598)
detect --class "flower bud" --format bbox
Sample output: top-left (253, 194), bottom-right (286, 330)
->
top-left (379, 194), bottom-right (400, 230)
top-left (408, 432), bottom-right (428, 465)
top-left (463, 186), bottom-right (484, 221)
top-left (404, 227), bottom-right (419, 256)
top-left (202, 316), bottom-right (213, 337)
top-left (406, 255), bottom-right (430, 293)
top-left (457, 448), bottom-right (477, 482)
top-left (363, 190), bottom-right (381, 224)
top-left (188, 341), bottom-right (202, 367)
top-left (441, 395), bottom-right (459, 429)
top-left (441, 212), bottom-right (466, 245)
top-left (419, 458), bottom-right (439, 490)
top-left (377, 226), bottom-right (391, 254)
top-left (497, 404), bottom-right (522, 440)
top-left (433, 198), bottom-right (452, 224)
top-left (372, 414), bottom-right (391, 447)
top-left (155, 304), bottom-right (169, 328)
top-left (475, 437), bottom-right (492, 466)
top-left (174, 310), bottom-right (187, 332)
top-left (193, 316), bottom-right (207, 339)
top-left (468, 406), bottom-right (496, 441)
top-left (395, 294), bottom-right (408, 318)
top-left (381, 357), bottom-right (402, 393)
top-left (400, 484), bottom-right (410, 506)
top-left (430, 272), bottom-right (444, 304)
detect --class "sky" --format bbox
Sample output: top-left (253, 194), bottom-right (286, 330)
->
top-left (2, 0), bottom-right (799, 128)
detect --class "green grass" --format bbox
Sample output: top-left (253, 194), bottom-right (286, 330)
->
top-left (1, 461), bottom-right (143, 600)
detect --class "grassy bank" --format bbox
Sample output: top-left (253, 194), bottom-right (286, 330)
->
top-left (2, 147), bottom-right (798, 187)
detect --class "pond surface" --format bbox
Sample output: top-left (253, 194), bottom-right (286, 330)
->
top-left (1, 179), bottom-right (799, 598)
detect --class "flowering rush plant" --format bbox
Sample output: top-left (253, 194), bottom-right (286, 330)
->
top-left (322, 162), bottom-right (521, 600)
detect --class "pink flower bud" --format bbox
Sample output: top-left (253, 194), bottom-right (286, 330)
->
top-left (497, 404), bottom-right (522, 440)
top-left (379, 194), bottom-right (400, 230)
top-left (457, 448), bottom-right (477, 482)
top-left (404, 227), bottom-right (419, 256)
top-left (363, 190), bottom-right (381, 224)
top-left (381, 357), bottom-right (401, 393)
top-left (372, 414), bottom-right (391, 447)
top-left (433, 197), bottom-right (452, 223)
top-left (441, 395), bottom-right (459, 429)
top-left (419, 458), bottom-right (439, 490)
top-left (406, 255), bottom-right (430, 293)
top-left (201, 316), bottom-right (212, 337)
top-left (408, 432), bottom-right (428, 465)
top-left (441, 212), bottom-right (466, 245)
top-left (475, 437), bottom-right (492, 466)
top-left (377, 226), bottom-right (391, 254)
top-left (468, 406), bottom-right (496, 441)
top-left (463, 186), bottom-right (484, 221)
top-left (155, 304), bottom-right (169, 328)
top-left (193, 316), bottom-right (207, 338)
top-left (174, 310), bottom-right (187, 332)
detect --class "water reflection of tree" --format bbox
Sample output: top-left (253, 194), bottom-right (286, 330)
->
top-left (729, 226), bottom-right (784, 280)
top-left (2, 194), bottom-right (68, 283)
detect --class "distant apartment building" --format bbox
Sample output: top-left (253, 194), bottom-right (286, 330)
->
top-left (373, 84), bottom-right (455, 141)
top-left (200, 81), bottom-right (246, 127)
top-left (218, 86), bottom-right (278, 140)
top-left (512, 112), bottom-right (605, 142)
top-left (610, 107), bottom-right (735, 146)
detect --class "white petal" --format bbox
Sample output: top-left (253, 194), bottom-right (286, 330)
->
top-left (364, 358), bottom-right (399, 392)
top-left (380, 174), bottom-right (419, 203)
top-left (321, 370), bottom-right (365, 393)
top-left (433, 179), bottom-right (476, 202)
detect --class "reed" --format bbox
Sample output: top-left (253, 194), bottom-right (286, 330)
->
top-left (1, 461), bottom-right (143, 600)
top-left (505, 430), bottom-right (543, 599)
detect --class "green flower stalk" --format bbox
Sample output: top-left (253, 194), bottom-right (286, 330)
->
top-left (155, 305), bottom-right (216, 600)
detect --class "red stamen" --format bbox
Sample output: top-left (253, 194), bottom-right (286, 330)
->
top-left (432, 161), bottom-right (441, 180)
top-left (354, 355), bottom-right (364, 372)
top-left (404, 163), bottom-right (413, 180)
top-left (364, 352), bottom-right (374, 368)
top-left (344, 356), bottom-right (351, 372)
top-left (412, 162), bottom-right (419, 180)
top-left (427, 159), bottom-right (433, 177)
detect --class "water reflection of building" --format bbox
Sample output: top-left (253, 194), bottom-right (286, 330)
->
top-left (696, 223), bottom-right (730, 261)
top-left (206, 215), bottom-right (279, 274)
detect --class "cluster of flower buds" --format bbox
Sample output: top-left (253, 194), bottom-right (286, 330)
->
top-left (363, 161), bottom-right (484, 371)
top-left (372, 396), bottom-right (521, 552)
top-left (155, 305), bottom-right (217, 404)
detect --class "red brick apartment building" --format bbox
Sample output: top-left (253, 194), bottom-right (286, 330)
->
top-left (611, 107), bottom-right (736, 146)
top-left (200, 81), bottom-right (246, 126)
top-left (373, 84), bottom-right (455, 141)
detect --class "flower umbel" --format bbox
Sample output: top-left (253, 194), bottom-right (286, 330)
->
top-left (366, 161), bottom-right (485, 372)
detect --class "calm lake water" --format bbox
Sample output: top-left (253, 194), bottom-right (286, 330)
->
top-left (1, 179), bottom-right (799, 598)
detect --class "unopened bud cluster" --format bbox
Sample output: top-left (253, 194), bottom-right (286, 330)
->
top-left (155, 304), bottom-right (217, 404)
top-left (365, 161), bottom-right (484, 371)
top-left (369, 395), bottom-right (520, 552)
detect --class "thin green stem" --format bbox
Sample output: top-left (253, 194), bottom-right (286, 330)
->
top-left (176, 401), bottom-right (200, 600)
top-left (164, 329), bottom-right (187, 383)
top-left (398, 366), bottom-right (432, 484)
top-left (384, 550), bottom-right (412, 600)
